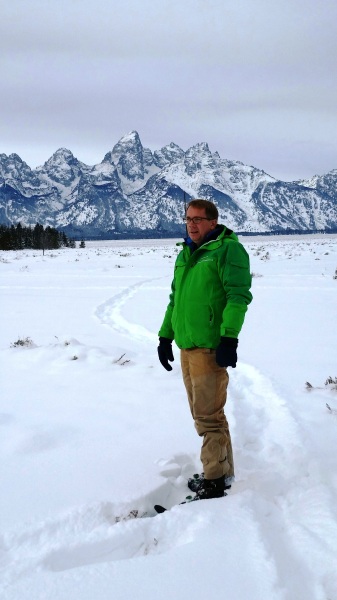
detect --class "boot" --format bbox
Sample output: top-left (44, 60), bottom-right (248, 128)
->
top-left (188, 472), bottom-right (233, 493)
top-left (191, 475), bottom-right (226, 501)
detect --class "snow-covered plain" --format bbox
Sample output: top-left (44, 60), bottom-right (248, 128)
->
top-left (1, 235), bottom-right (337, 600)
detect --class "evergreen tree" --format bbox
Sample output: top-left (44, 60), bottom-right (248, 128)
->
top-left (0, 223), bottom-right (75, 251)
top-left (16, 223), bottom-right (23, 249)
top-left (33, 223), bottom-right (44, 249)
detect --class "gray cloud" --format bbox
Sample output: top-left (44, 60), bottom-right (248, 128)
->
top-left (1, 0), bottom-right (337, 180)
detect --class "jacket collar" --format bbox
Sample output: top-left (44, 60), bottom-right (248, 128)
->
top-left (184, 224), bottom-right (226, 253)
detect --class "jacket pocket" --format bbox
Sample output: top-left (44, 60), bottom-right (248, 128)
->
top-left (184, 303), bottom-right (217, 347)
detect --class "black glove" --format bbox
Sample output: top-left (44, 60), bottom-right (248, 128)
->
top-left (158, 337), bottom-right (174, 371)
top-left (216, 337), bottom-right (238, 368)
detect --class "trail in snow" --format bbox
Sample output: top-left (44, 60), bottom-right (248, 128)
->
top-left (230, 366), bottom-right (337, 599)
top-left (95, 277), bottom-right (165, 343)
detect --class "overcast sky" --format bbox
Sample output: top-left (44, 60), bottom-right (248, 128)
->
top-left (1, 0), bottom-right (336, 181)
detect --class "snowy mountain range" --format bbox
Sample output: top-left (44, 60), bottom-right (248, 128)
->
top-left (1, 131), bottom-right (337, 238)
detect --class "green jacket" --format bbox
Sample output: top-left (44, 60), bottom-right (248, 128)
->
top-left (158, 226), bottom-right (252, 349)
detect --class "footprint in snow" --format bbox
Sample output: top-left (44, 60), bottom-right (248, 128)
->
top-left (2, 456), bottom-right (204, 581)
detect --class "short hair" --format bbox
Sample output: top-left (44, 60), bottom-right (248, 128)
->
top-left (187, 199), bottom-right (218, 220)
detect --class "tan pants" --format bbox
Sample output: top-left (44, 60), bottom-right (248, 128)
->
top-left (181, 348), bottom-right (234, 480)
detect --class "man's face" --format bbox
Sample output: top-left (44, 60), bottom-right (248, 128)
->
top-left (186, 206), bottom-right (217, 246)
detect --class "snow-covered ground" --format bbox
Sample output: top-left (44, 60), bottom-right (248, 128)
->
top-left (1, 235), bottom-right (337, 600)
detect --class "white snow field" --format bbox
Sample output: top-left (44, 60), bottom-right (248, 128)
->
top-left (1, 235), bottom-right (337, 600)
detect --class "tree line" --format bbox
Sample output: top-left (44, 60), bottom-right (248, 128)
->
top-left (0, 223), bottom-right (76, 251)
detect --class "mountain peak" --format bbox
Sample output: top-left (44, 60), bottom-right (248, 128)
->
top-left (37, 148), bottom-right (83, 186)
top-left (154, 142), bottom-right (185, 168)
top-left (104, 131), bottom-right (147, 183)
top-left (187, 142), bottom-right (210, 154)
top-left (48, 148), bottom-right (75, 162)
top-left (9, 153), bottom-right (25, 162)
top-left (119, 130), bottom-right (141, 144)
top-left (107, 131), bottom-right (144, 161)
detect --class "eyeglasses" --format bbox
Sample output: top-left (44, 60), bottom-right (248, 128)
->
top-left (183, 217), bottom-right (212, 224)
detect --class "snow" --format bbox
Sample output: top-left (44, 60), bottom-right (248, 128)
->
top-left (118, 163), bottom-right (160, 195)
top-left (1, 235), bottom-right (337, 600)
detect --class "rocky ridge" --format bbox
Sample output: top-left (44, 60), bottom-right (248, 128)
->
top-left (1, 131), bottom-right (336, 238)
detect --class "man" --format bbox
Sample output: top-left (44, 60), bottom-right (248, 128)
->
top-left (157, 199), bottom-right (252, 501)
